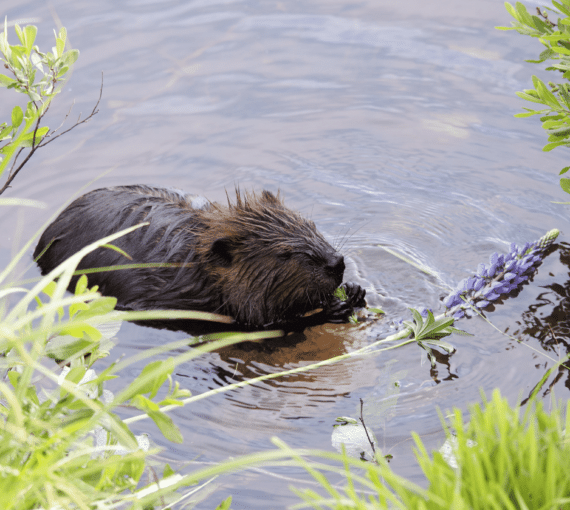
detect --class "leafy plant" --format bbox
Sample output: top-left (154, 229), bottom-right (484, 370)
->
top-left (0, 18), bottom-right (101, 195)
top-left (1, 217), bottom-right (284, 508)
top-left (498, 1), bottom-right (570, 194)
top-left (287, 390), bottom-right (570, 509)
top-left (403, 308), bottom-right (468, 367)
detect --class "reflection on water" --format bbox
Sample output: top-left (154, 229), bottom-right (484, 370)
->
top-left (3, 0), bottom-right (570, 507)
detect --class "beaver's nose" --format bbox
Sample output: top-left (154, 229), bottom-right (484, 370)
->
top-left (325, 252), bottom-right (345, 280)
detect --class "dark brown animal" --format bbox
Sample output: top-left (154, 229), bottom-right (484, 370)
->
top-left (34, 185), bottom-right (365, 329)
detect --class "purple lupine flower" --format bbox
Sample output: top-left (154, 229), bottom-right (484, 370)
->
top-left (442, 229), bottom-right (559, 319)
top-left (473, 278), bottom-right (485, 291)
top-left (443, 294), bottom-right (461, 308)
top-left (504, 260), bottom-right (516, 271)
top-left (487, 263), bottom-right (499, 278)
top-left (418, 307), bottom-right (433, 318)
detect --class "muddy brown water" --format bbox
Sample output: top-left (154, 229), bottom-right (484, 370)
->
top-left (3, 0), bottom-right (570, 508)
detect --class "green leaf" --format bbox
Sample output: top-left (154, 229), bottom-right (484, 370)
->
top-left (11, 106), bottom-right (23, 128)
top-left (42, 281), bottom-right (57, 298)
top-left (505, 2), bottom-right (517, 20)
top-left (514, 110), bottom-right (541, 118)
top-left (554, 0), bottom-right (570, 17)
top-left (533, 76), bottom-right (561, 107)
top-left (100, 243), bottom-right (133, 259)
top-left (163, 464), bottom-right (176, 478)
top-left (56, 65), bottom-right (69, 79)
top-left (55, 27), bottom-right (66, 57)
top-left (516, 91), bottom-right (546, 104)
top-left (45, 335), bottom-right (96, 361)
top-left (547, 125), bottom-right (570, 137)
top-left (61, 49), bottom-right (79, 67)
top-left (539, 32), bottom-right (570, 42)
top-left (216, 496), bottom-right (233, 510)
top-left (14, 24), bottom-right (24, 46)
top-left (550, 43), bottom-right (570, 55)
top-left (136, 360), bottom-right (170, 399)
top-left (540, 113), bottom-right (563, 121)
top-left (560, 177), bottom-right (570, 194)
top-left (215, 496), bottom-right (233, 510)
top-left (60, 323), bottom-right (102, 341)
top-left (559, 166), bottom-right (570, 175)
top-left (334, 286), bottom-right (348, 301)
top-left (0, 124), bottom-right (12, 139)
top-left (65, 366), bottom-right (87, 385)
top-left (542, 119), bottom-right (564, 129)
top-left (0, 74), bottom-right (16, 88)
top-left (543, 140), bottom-right (569, 151)
top-left (23, 25), bottom-right (37, 56)
top-left (133, 394), bottom-right (184, 443)
top-left (17, 126), bottom-right (49, 146)
top-left (515, 2), bottom-right (535, 27)
top-left (158, 397), bottom-right (184, 406)
top-left (30, 52), bottom-right (43, 72)
top-left (559, 84), bottom-right (570, 107)
top-left (7, 370), bottom-right (20, 390)
top-left (75, 274), bottom-right (89, 295)
top-left (27, 89), bottom-right (41, 102)
top-left (526, 47), bottom-right (553, 63)
top-left (148, 409), bottom-right (183, 443)
top-left (73, 296), bottom-right (117, 321)
top-left (69, 301), bottom-right (89, 319)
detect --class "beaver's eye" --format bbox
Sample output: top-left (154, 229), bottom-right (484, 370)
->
top-left (278, 252), bottom-right (292, 261)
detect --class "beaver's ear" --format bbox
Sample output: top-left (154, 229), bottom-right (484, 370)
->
top-left (209, 238), bottom-right (233, 267)
top-left (261, 190), bottom-right (281, 205)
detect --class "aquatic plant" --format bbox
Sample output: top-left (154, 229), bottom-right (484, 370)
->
top-left (443, 228), bottom-right (559, 319)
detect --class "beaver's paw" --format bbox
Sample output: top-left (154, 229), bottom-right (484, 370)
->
top-left (324, 297), bottom-right (354, 323)
top-left (324, 282), bottom-right (366, 323)
top-left (341, 282), bottom-right (366, 308)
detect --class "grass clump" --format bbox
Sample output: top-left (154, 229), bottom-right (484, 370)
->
top-left (289, 390), bottom-right (570, 509)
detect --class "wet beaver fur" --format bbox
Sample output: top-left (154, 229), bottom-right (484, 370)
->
top-left (34, 185), bottom-right (366, 329)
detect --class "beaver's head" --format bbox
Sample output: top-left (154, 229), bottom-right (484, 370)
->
top-left (196, 190), bottom-right (344, 326)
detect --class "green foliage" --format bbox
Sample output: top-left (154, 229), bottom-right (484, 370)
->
top-left (0, 226), bottom-right (190, 508)
top-left (0, 215), bottom-right (282, 508)
top-left (288, 390), bottom-right (570, 509)
top-left (403, 308), bottom-right (470, 367)
top-left (413, 390), bottom-right (570, 509)
top-left (216, 496), bottom-right (233, 509)
top-left (0, 18), bottom-right (98, 195)
top-left (498, 1), bottom-right (570, 193)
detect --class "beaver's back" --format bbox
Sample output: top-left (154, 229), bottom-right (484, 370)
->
top-left (33, 185), bottom-right (218, 311)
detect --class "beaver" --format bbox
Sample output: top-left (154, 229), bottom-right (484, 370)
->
top-left (33, 185), bottom-right (366, 329)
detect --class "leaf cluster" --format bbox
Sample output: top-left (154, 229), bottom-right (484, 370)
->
top-left (0, 223), bottom-right (201, 508)
top-left (0, 18), bottom-right (100, 196)
top-left (498, 1), bottom-right (570, 192)
top-left (0, 19), bottom-right (76, 171)
top-left (403, 308), bottom-right (470, 367)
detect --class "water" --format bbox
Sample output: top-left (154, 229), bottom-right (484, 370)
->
top-left (2, 0), bottom-right (569, 508)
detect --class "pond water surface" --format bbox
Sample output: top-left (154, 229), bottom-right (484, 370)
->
top-left (3, 0), bottom-right (570, 508)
